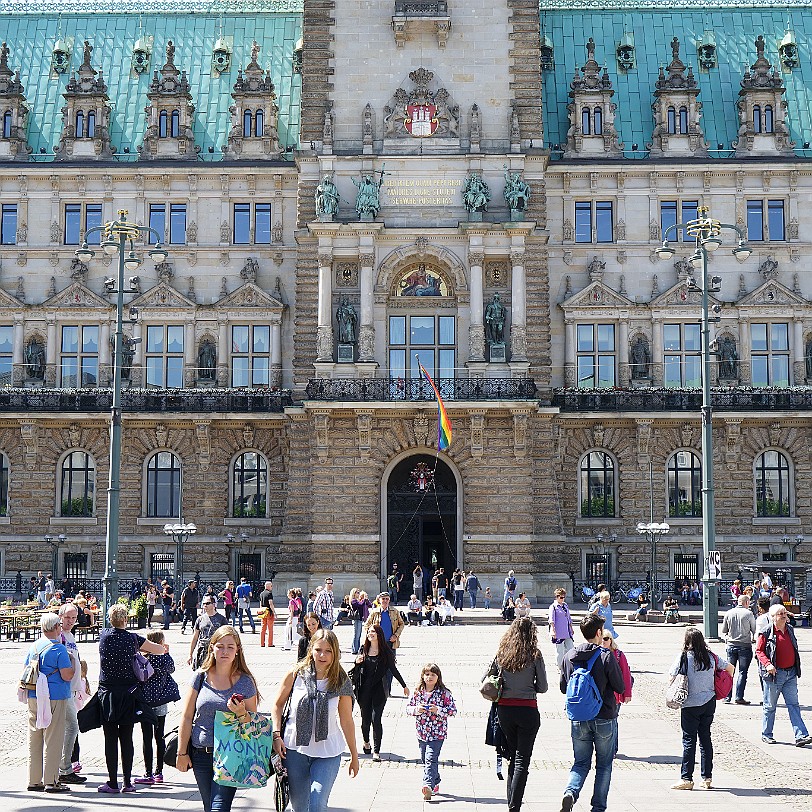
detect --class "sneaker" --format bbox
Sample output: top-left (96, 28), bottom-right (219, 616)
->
top-left (72, 762), bottom-right (82, 774)
top-left (671, 780), bottom-right (694, 790)
top-left (761, 736), bottom-right (777, 744)
top-left (734, 699), bottom-right (751, 706)
top-left (152, 773), bottom-right (164, 783)
top-left (372, 752), bottom-right (381, 762)
top-left (702, 779), bottom-right (712, 789)
top-left (134, 775), bottom-right (155, 784)
top-left (422, 786), bottom-right (432, 800)
top-left (496, 771), bottom-right (504, 781)
top-left (98, 783), bottom-right (120, 794)
top-left (433, 786), bottom-right (440, 794)
top-left (121, 785), bottom-right (137, 794)
top-left (560, 792), bottom-right (575, 812)
top-left (795, 735), bottom-right (812, 747)
top-left (59, 772), bottom-right (88, 784)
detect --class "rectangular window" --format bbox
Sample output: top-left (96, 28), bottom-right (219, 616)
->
top-left (169, 204), bottom-right (186, 245)
top-left (0, 324), bottom-right (12, 385)
top-left (85, 204), bottom-right (102, 245)
top-left (60, 325), bottom-right (99, 388)
top-left (575, 201), bottom-right (614, 243)
top-left (681, 200), bottom-right (699, 225)
top-left (751, 322), bottom-right (789, 387)
top-left (575, 201), bottom-right (591, 243)
top-left (65, 204), bottom-right (82, 245)
top-left (255, 203), bottom-right (272, 245)
top-left (595, 201), bottom-right (613, 242)
top-left (767, 199), bottom-right (785, 241)
top-left (65, 204), bottom-right (103, 245)
top-left (388, 315), bottom-right (456, 388)
top-left (149, 204), bottom-right (167, 244)
top-left (146, 324), bottom-right (185, 388)
top-left (233, 203), bottom-right (251, 245)
top-left (664, 323), bottom-right (701, 388)
top-left (1, 204), bottom-right (17, 245)
top-left (660, 201), bottom-right (677, 241)
top-left (231, 325), bottom-right (271, 387)
top-left (576, 323), bottom-right (615, 389)
top-left (747, 200), bottom-right (764, 242)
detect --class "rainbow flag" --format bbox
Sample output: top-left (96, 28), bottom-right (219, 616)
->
top-left (418, 362), bottom-right (452, 451)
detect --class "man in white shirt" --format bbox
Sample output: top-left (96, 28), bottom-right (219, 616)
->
top-left (435, 596), bottom-right (455, 626)
top-left (57, 603), bottom-right (86, 785)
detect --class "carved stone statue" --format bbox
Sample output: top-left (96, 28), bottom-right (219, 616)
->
top-left (461, 173), bottom-right (490, 213)
top-left (503, 166), bottom-right (530, 214)
top-left (198, 340), bottom-right (217, 380)
top-left (718, 335), bottom-right (738, 379)
top-left (484, 293), bottom-right (506, 345)
top-left (352, 174), bottom-right (383, 219)
top-left (315, 174), bottom-right (339, 218)
top-left (630, 335), bottom-right (650, 379)
top-left (121, 335), bottom-right (135, 380)
top-left (806, 338), bottom-right (812, 379)
top-left (25, 337), bottom-right (45, 379)
top-left (336, 299), bottom-right (358, 344)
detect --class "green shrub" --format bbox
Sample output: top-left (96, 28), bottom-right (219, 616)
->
top-left (580, 496), bottom-right (614, 517)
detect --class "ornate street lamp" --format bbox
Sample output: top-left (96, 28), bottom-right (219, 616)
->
top-left (76, 210), bottom-right (167, 627)
top-left (637, 522), bottom-right (670, 607)
top-left (164, 521), bottom-right (198, 588)
top-left (658, 206), bottom-right (751, 639)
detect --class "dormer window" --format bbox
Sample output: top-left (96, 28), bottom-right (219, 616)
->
top-left (170, 110), bottom-right (180, 138)
top-left (243, 109), bottom-right (252, 136)
top-left (581, 107), bottom-right (590, 135)
top-left (254, 109), bottom-right (264, 137)
top-left (87, 111), bottom-right (95, 137)
top-left (159, 110), bottom-right (167, 138)
top-left (76, 110), bottom-right (84, 138)
top-left (2, 110), bottom-right (12, 139)
top-left (753, 105), bottom-right (761, 133)
top-left (750, 105), bottom-right (775, 135)
top-left (764, 105), bottom-right (774, 133)
top-left (593, 107), bottom-right (602, 134)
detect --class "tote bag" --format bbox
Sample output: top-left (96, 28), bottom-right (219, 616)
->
top-left (213, 710), bottom-right (274, 788)
top-left (665, 652), bottom-right (689, 709)
top-left (713, 653), bottom-right (733, 700)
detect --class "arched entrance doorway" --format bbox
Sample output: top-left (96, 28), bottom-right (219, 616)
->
top-left (383, 454), bottom-right (459, 590)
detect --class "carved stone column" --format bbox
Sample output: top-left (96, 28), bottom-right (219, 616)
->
top-left (564, 319), bottom-right (575, 387)
top-left (99, 320), bottom-right (111, 386)
top-left (510, 247), bottom-right (527, 361)
top-left (317, 249), bottom-right (334, 361)
top-left (12, 316), bottom-right (23, 386)
top-left (618, 320), bottom-right (629, 386)
top-left (184, 319), bottom-right (195, 386)
top-left (217, 319), bottom-right (229, 387)
top-left (45, 316), bottom-right (57, 386)
top-left (271, 322), bottom-right (282, 387)
top-left (358, 252), bottom-right (375, 361)
top-left (651, 318), bottom-right (663, 386)
top-left (468, 249), bottom-right (485, 362)
top-left (793, 319), bottom-right (804, 385)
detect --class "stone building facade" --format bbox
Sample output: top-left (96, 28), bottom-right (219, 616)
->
top-left (0, 0), bottom-right (810, 601)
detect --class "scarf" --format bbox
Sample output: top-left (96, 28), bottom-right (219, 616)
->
top-left (294, 665), bottom-right (353, 746)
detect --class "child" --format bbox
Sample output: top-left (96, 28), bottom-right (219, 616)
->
top-left (406, 663), bottom-right (458, 800)
top-left (484, 587), bottom-right (492, 610)
top-left (136, 630), bottom-right (181, 784)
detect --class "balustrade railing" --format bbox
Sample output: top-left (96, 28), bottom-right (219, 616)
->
top-left (306, 377), bottom-right (537, 402)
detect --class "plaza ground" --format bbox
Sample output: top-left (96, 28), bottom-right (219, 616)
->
top-left (2, 608), bottom-right (811, 812)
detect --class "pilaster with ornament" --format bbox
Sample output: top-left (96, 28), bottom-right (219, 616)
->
top-left (196, 421), bottom-right (211, 471)
top-left (724, 419), bottom-right (742, 464)
top-left (314, 410), bottom-right (329, 463)
top-left (467, 245), bottom-right (486, 362)
top-left (512, 407), bottom-right (532, 458)
top-left (469, 410), bottom-right (485, 459)
top-left (635, 418), bottom-right (652, 468)
top-left (413, 411), bottom-right (430, 447)
top-left (356, 411), bottom-right (372, 459)
top-left (20, 420), bottom-right (37, 468)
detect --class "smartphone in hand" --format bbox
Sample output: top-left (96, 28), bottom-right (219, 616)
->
top-left (231, 693), bottom-right (245, 704)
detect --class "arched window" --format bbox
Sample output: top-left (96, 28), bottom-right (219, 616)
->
top-left (679, 106), bottom-right (688, 134)
top-left (764, 105), bottom-right (774, 134)
top-left (667, 106), bottom-right (676, 134)
top-left (2, 111), bottom-right (12, 139)
top-left (593, 107), bottom-right (602, 135)
top-left (60, 451), bottom-right (95, 517)
top-left (579, 451), bottom-right (615, 517)
top-left (254, 109), bottom-right (264, 137)
top-left (87, 110), bottom-right (96, 138)
top-left (755, 450), bottom-right (790, 517)
top-left (243, 109), bottom-right (252, 136)
top-left (146, 451), bottom-right (182, 518)
top-left (581, 107), bottom-right (591, 136)
top-left (0, 452), bottom-right (8, 516)
top-left (75, 111), bottom-right (85, 138)
top-left (159, 110), bottom-right (168, 138)
top-left (232, 451), bottom-right (268, 518)
top-left (667, 451), bottom-right (702, 517)
top-left (170, 110), bottom-right (180, 138)
top-left (753, 105), bottom-right (762, 133)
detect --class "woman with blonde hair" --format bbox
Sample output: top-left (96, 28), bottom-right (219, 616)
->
top-left (483, 616), bottom-right (548, 812)
top-left (175, 626), bottom-right (259, 811)
top-left (271, 629), bottom-right (359, 812)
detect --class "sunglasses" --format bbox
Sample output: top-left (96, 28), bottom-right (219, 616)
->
top-left (602, 636), bottom-right (612, 641)
top-left (202, 601), bottom-right (214, 605)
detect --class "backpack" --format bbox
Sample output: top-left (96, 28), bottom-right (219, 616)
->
top-left (20, 642), bottom-right (55, 692)
top-left (506, 577), bottom-right (517, 591)
top-left (565, 647), bottom-right (604, 722)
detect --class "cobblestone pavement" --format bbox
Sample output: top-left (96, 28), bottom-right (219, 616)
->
top-left (2, 609), bottom-right (811, 812)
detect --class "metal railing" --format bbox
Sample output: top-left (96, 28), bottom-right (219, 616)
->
top-left (306, 377), bottom-right (537, 402)
top-left (394, 0), bottom-right (448, 14)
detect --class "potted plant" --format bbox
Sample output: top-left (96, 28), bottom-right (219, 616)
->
top-left (132, 594), bottom-right (148, 628)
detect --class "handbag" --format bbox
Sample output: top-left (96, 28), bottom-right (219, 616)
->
top-left (480, 659), bottom-right (503, 702)
top-left (133, 651), bottom-right (155, 683)
top-left (713, 653), bottom-right (733, 700)
top-left (273, 681), bottom-right (294, 812)
top-left (77, 691), bottom-right (103, 732)
top-left (163, 727), bottom-right (179, 768)
top-left (213, 710), bottom-right (274, 788)
top-left (666, 652), bottom-right (689, 709)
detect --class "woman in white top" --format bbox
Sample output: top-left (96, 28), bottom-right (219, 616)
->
top-left (514, 592), bottom-right (532, 619)
top-left (271, 629), bottom-right (359, 812)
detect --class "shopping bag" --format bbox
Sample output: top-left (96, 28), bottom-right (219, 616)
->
top-left (213, 710), bottom-right (273, 788)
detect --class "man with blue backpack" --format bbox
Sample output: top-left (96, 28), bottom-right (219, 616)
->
top-left (559, 614), bottom-right (625, 812)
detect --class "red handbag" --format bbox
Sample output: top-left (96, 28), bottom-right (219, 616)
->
top-left (712, 653), bottom-right (733, 700)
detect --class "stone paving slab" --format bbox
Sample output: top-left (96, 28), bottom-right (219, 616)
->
top-left (2, 610), bottom-right (811, 812)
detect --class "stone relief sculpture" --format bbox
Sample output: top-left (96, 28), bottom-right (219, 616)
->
top-left (485, 293), bottom-right (506, 345)
top-left (315, 174), bottom-right (339, 219)
top-left (336, 299), bottom-right (358, 344)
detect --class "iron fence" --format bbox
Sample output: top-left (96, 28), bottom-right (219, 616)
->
top-left (306, 377), bottom-right (537, 402)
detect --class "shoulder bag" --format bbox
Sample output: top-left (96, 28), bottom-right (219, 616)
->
top-left (479, 658), bottom-right (503, 702)
top-left (712, 653), bottom-right (733, 700)
top-left (164, 671), bottom-right (205, 768)
top-left (665, 652), bottom-right (689, 709)
top-left (133, 650), bottom-right (155, 683)
top-left (272, 680), bottom-right (294, 812)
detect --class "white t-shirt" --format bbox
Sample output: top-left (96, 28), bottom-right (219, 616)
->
top-left (756, 614), bottom-right (771, 635)
top-left (283, 675), bottom-right (346, 759)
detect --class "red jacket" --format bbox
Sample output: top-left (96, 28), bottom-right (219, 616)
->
top-left (612, 648), bottom-right (633, 704)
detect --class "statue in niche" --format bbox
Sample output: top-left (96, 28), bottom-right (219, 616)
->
top-left (630, 335), bottom-right (650, 379)
top-left (484, 293), bottom-right (506, 345)
top-left (352, 174), bottom-right (383, 219)
top-left (336, 299), bottom-right (358, 344)
top-left (461, 173), bottom-right (490, 213)
top-left (25, 337), bottom-right (45, 379)
top-left (503, 166), bottom-right (530, 214)
top-left (121, 335), bottom-right (135, 380)
top-left (806, 338), bottom-right (812, 379)
top-left (718, 335), bottom-right (738, 379)
top-left (198, 340), bottom-right (217, 380)
top-left (315, 174), bottom-right (339, 218)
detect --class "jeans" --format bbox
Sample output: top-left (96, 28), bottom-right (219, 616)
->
top-left (162, 604), bottom-right (172, 629)
top-left (725, 645), bottom-right (753, 701)
top-left (388, 589), bottom-right (398, 605)
top-left (564, 718), bottom-right (617, 812)
top-left (237, 606), bottom-right (255, 632)
top-left (284, 748), bottom-right (341, 812)
top-left (453, 590), bottom-right (464, 610)
top-left (181, 606), bottom-right (198, 630)
top-left (414, 586), bottom-right (424, 602)
top-left (484, 598), bottom-right (491, 609)
top-left (352, 619), bottom-right (364, 654)
top-left (469, 590), bottom-right (478, 609)
top-left (679, 699), bottom-right (715, 781)
top-left (555, 638), bottom-right (575, 672)
top-left (419, 738), bottom-right (444, 789)
top-left (60, 695), bottom-right (80, 774)
top-left (497, 704), bottom-right (541, 812)
top-left (191, 746), bottom-right (237, 812)
top-left (762, 666), bottom-right (809, 740)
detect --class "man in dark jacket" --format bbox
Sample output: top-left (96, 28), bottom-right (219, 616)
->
top-left (559, 614), bottom-right (625, 812)
top-left (179, 579), bottom-right (200, 634)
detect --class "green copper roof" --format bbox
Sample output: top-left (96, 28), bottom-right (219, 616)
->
top-left (0, 12), bottom-right (302, 160)
top-left (541, 7), bottom-right (812, 157)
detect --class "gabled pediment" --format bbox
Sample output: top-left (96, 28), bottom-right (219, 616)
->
top-left (0, 284), bottom-right (24, 308)
top-left (43, 281), bottom-right (111, 309)
top-left (216, 282), bottom-right (284, 310)
top-left (130, 282), bottom-right (197, 309)
top-left (737, 279), bottom-right (805, 308)
top-left (561, 280), bottom-right (633, 310)
top-left (650, 281), bottom-right (719, 308)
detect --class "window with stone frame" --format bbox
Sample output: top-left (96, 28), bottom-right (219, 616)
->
top-left (667, 450), bottom-right (702, 517)
top-left (232, 451), bottom-right (268, 518)
top-left (231, 325), bottom-right (271, 387)
top-left (148, 203), bottom-right (186, 245)
top-left (663, 323), bottom-right (701, 388)
top-left (232, 202), bottom-right (272, 245)
top-left (579, 451), bottom-right (616, 518)
top-left (60, 450), bottom-right (95, 517)
top-left (64, 203), bottom-right (102, 246)
top-left (576, 323), bottom-right (615, 389)
top-left (0, 452), bottom-right (8, 516)
top-left (755, 450), bottom-right (791, 518)
top-left (145, 451), bottom-right (182, 518)
top-left (0, 325), bottom-right (12, 387)
top-left (1, 204), bottom-right (16, 245)
top-left (388, 314), bottom-right (456, 384)
top-left (746, 199), bottom-right (785, 242)
top-left (660, 200), bottom-right (698, 241)
top-left (145, 324), bottom-right (185, 388)
top-left (60, 325), bottom-right (99, 388)
top-left (242, 108), bottom-right (265, 138)
top-left (575, 200), bottom-right (613, 243)
top-left (750, 323), bottom-right (790, 387)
